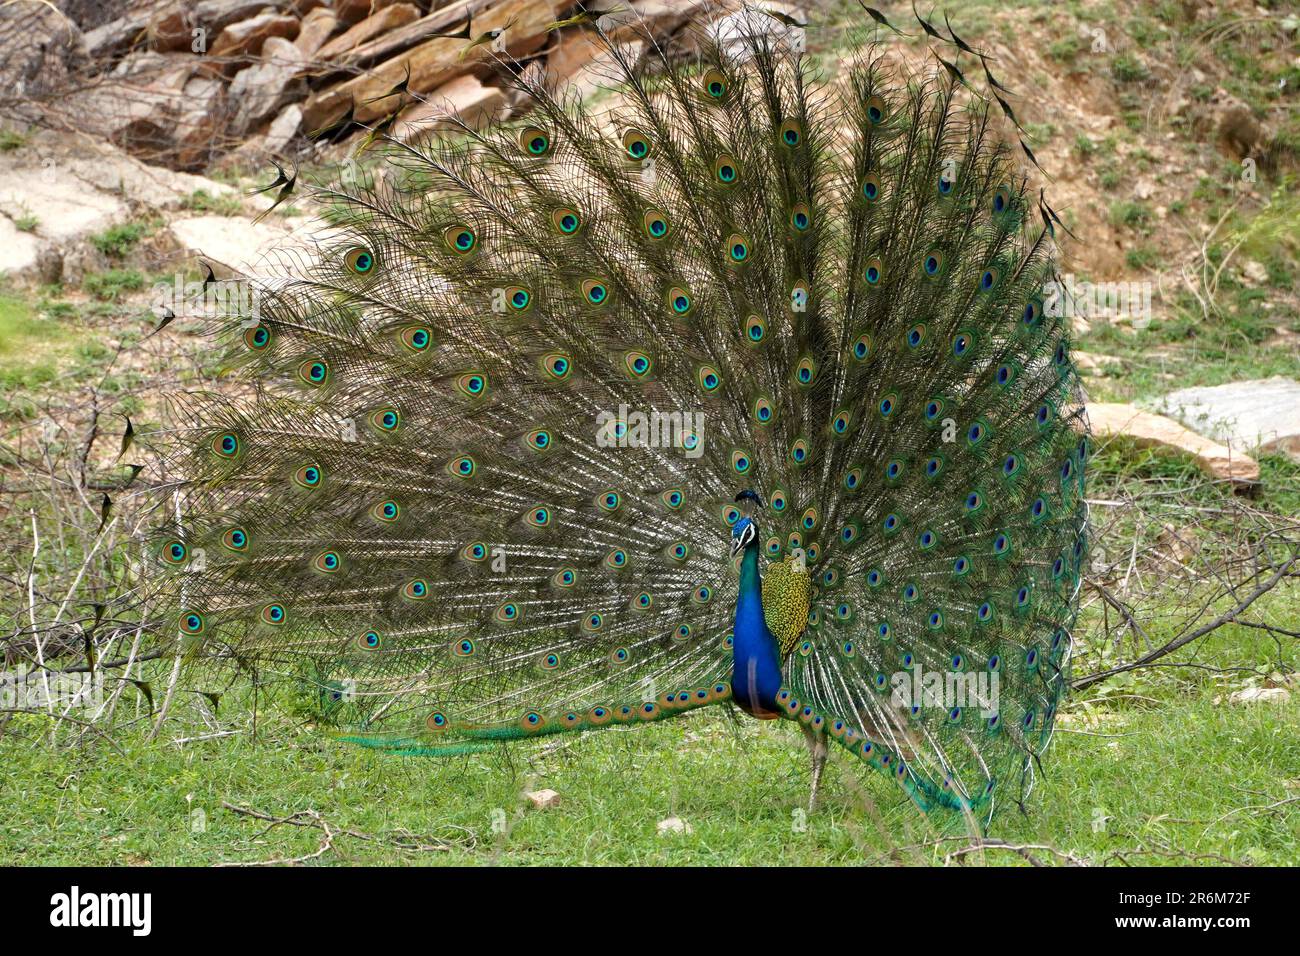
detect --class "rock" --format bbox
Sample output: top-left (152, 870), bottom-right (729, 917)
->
top-left (1154, 523), bottom-right (1194, 566)
top-left (0, 1), bottom-right (81, 100)
top-left (657, 816), bottom-right (693, 835)
top-left (34, 246), bottom-right (65, 285)
top-left (209, 13), bottom-right (301, 66)
top-left (714, 4), bottom-right (807, 60)
top-left (264, 103), bottom-right (304, 153)
top-left (1153, 378), bottom-right (1300, 464)
top-left (82, 12), bottom-right (155, 58)
top-left (228, 36), bottom-right (307, 135)
top-left (228, 101), bottom-right (305, 168)
top-left (523, 788), bottom-right (562, 809)
top-left (395, 75), bottom-right (507, 138)
top-left (61, 244), bottom-right (115, 287)
top-left (317, 3), bottom-right (421, 62)
top-left (1074, 352), bottom-right (1122, 375)
top-left (1239, 259), bottom-right (1269, 285)
top-left (147, 1), bottom-right (270, 54)
top-left (1228, 687), bottom-right (1291, 705)
top-left (544, 28), bottom-right (646, 103)
top-left (58, 48), bottom-right (232, 170)
top-left (294, 7), bottom-right (340, 58)
top-left (0, 164), bottom-right (126, 243)
top-left (1084, 402), bottom-right (1260, 484)
top-left (614, 0), bottom-right (715, 38)
top-left (67, 52), bottom-right (199, 167)
top-left (334, 0), bottom-right (402, 27)
top-left (0, 132), bottom-right (234, 268)
top-left (174, 74), bottom-right (228, 170)
top-left (167, 215), bottom-right (296, 273)
top-left (302, 0), bottom-right (567, 131)
top-left (0, 217), bottom-right (42, 277)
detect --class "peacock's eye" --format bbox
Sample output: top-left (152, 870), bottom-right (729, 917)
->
top-left (519, 126), bottom-right (551, 156)
top-left (702, 69), bottom-right (728, 99)
top-left (442, 224), bottom-right (476, 255)
top-left (622, 128), bottom-right (651, 160)
top-left (244, 325), bottom-right (271, 350)
top-left (344, 246), bottom-right (374, 274)
top-left (551, 207), bottom-right (581, 234)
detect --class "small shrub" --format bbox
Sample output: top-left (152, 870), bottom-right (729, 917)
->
top-left (89, 221), bottom-right (152, 259)
top-left (1048, 36), bottom-right (1081, 62)
top-left (1111, 52), bottom-right (1149, 84)
top-left (1109, 200), bottom-right (1149, 229)
top-left (83, 269), bottom-right (146, 301)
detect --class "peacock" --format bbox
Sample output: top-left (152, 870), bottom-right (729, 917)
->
top-left (153, 4), bottom-right (1087, 824)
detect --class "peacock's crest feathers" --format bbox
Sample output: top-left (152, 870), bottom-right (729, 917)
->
top-left (158, 6), bottom-right (1085, 819)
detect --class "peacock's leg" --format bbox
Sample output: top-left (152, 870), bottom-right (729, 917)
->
top-left (800, 723), bottom-right (829, 813)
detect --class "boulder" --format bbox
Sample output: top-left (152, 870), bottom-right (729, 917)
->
top-left (333, 0), bottom-right (402, 28)
top-left (317, 3), bottom-right (421, 62)
top-left (544, 28), bottom-right (646, 103)
top-left (394, 75), bottom-right (506, 138)
top-left (228, 36), bottom-right (307, 135)
top-left (0, 130), bottom-right (235, 280)
top-left (208, 13), bottom-right (301, 66)
top-left (294, 6), bottom-right (340, 58)
top-left (67, 52), bottom-right (198, 167)
top-left (264, 103), bottom-right (304, 153)
top-left (0, 166), bottom-right (126, 243)
top-left (167, 215), bottom-right (296, 273)
top-left (174, 74), bottom-right (228, 171)
top-left (1153, 378), bottom-right (1300, 464)
top-left (147, 0), bottom-right (271, 54)
top-left (0, 1), bottom-right (82, 100)
top-left (1085, 402), bottom-right (1259, 484)
top-left (302, 0), bottom-right (568, 131)
top-left (0, 217), bottom-right (43, 278)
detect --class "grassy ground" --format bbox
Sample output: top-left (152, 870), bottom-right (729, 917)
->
top-left (3, 622), bottom-right (1297, 867)
top-left (0, 292), bottom-right (71, 398)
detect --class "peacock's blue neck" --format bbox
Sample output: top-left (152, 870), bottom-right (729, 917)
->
top-left (731, 544), bottom-right (783, 717)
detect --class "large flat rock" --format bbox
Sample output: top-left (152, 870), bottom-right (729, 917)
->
top-left (1085, 402), bottom-right (1259, 484)
top-left (1152, 377), bottom-right (1300, 463)
top-left (0, 218), bottom-right (41, 276)
top-left (0, 131), bottom-right (237, 280)
top-left (167, 215), bottom-right (298, 273)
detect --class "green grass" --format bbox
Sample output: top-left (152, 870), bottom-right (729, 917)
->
top-left (0, 128), bottom-right (27, 151)
top-left (83, 268), bottom-right (146, 301)
top-left (2, 645), bottom-right (1295, 866)
top-left (88, 221), bottom-right (154, 259)
top-left (0, 293), bottom-right (71, 395)
top-left (180, 188), bottom-right (245, 217)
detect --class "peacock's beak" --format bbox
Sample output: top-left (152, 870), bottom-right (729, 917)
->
top-left (730, 536), bottom-right (743, 558)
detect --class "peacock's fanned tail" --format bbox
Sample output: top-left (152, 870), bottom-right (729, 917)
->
top-left (154, 6), bottom-right (1085, 820)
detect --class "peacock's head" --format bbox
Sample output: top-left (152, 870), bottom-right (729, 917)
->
top-left (730, 516), bottom-right (758, 557)
top-left (730, 490), bottom-right (764, 557)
